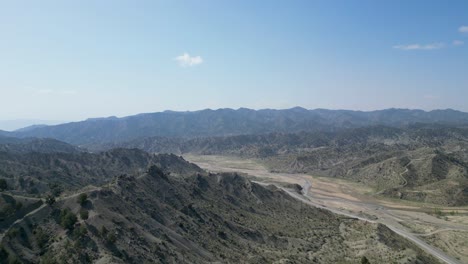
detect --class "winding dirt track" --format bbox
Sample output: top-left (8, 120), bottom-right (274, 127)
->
top-left (0, 187), bottom-right (101, 243)
top-left (185, 155), bottom-right (468, 264)
top-left (0, 204), bottom-right (47, 242)
top-left (286, 179), bottom-right (461, 264)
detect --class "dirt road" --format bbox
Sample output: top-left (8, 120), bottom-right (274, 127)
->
top-left (0, 187), bottom-right (101, 243)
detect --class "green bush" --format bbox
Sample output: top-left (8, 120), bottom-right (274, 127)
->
top-left (60, 209), bottom-right (77, 230)
top-left (49, 183), bottom-right (63, 197)
top-left (15, 202), bottom-right (22, 211)
top-left (45, 195), bottom-right (56, 206)
top-left (99, 226), bottom-right (116, 244)
top-left (6, 227), bottom-right (19, 238)
top-left (79, 209), bottom-right (89, 220)
top-left (433, 208), bottom-right (444, 217)
top-left (34, 227), bottom-right (49, 249)
top-left (77, 193), bottom-right (88, 206)
top-left (72, 225), bottom-right (87, 240)
top-left (1, 204), bottom-right (15, 217)
top-left (361, 256), bottom-right (370, 264)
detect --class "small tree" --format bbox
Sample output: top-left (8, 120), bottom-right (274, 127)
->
top-left (77, 193), bottom-right (88, 206)
top-left (45, 195), bottom-right (56, 206)
top-left (60, 209), bottom-right (77, 230)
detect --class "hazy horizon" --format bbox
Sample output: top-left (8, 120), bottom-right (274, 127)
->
top-left (1, 1), bottom-right (468, 121)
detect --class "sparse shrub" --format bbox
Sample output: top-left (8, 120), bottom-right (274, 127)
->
top-left (40, 251), bottom-right (57, 264)
top-left (73, 239), bottom-right (83, 249)
top-left (72, 225), bottom-right (87, 240)
top-left (7, 227), bottom-right (19, 238)
top-left (7, 255), bottom-right (21, 264)
top-left (148, 165), bottom-right (167, 179)
top-left (218, 231), bottom-right (228, 240)
top-left (49, 183), bottom-right (63, 197)
top-left (106, 232), bottom-right (117, 244)
top-left (1, 204), bottom-right (15, 217)
top-left (361, 256), bottom-right (370, 264)
top-left (0, 179), bottom-right (7, 191)
top-left (99, 226), bottom-right (116, 244)
top-left (77, 193), bottom-right (88, 206)
top-left (0, 245), bottom-right (9, 260)
top-left (433, 208), bottom-right (443, 218)
top-left (15, 202), bottom-right (22, 211)
top-left (34, 227), bottom-right (50, 249)
top-left (45, 195), bottom-right (56, 206)
top-left (60, 209), bottom-right (77, 230)
top-left (79, 209), bottom-right (89, 220)
top-left (100, 226), bottom-right (108, 237)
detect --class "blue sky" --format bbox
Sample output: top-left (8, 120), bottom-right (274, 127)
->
top-left (1, 0), bottom-right (468, 124)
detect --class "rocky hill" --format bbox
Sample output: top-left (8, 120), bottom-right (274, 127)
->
top-left (0, 163), bottom-right (438, 263)
top-left (0, 148), bottom-right (201, 196)
top-left (0, 136), bottom-right (82, 154)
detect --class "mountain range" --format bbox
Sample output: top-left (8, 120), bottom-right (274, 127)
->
top-left (2, 108), bottom-right (468, 146)
top-left (2, 107), bottom-right (466, 263)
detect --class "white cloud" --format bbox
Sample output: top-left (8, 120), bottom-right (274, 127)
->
top-left (174, 53), bottom-right (203, 67)
top-left (459, 26), bottom-right (468, 33)
top-left (453, 40), bottom-right (464, 46)
top-left (393, 43), bottom-right (444, 50)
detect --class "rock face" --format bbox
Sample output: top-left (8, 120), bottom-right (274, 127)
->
top-left (1, 163), bottom-right (438, 263)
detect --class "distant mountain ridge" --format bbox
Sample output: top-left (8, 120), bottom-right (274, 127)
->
top-left (5, 107), bottom-right (468, 146)
top-left (0, 136), bottom-right (82, 154)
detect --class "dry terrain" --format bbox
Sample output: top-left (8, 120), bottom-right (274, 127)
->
top-left (185, 154), bottom-right (468, 264)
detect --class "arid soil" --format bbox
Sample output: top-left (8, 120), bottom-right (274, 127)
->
top-left (185, 154), bottom-right (468, 264)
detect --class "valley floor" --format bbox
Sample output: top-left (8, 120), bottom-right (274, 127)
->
top-left (184, 154), bottom-right (468, 264)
